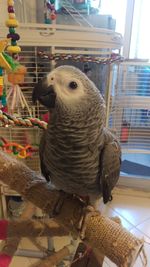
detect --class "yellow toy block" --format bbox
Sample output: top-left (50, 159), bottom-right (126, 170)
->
top-left (0, 39), bottom-right (9, 53)
top-left (0, 77), bottom-right (3, 86)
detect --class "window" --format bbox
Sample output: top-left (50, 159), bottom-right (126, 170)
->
top-left (130, 0), bottom-right (150, 59)
top-left (99, 0), bottom-right (127, 36)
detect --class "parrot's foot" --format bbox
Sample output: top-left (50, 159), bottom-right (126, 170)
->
top-left (78, 205), bottom-right (100, 240)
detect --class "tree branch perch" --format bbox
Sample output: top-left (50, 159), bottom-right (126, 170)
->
top-left (1, 218), bottom-right (69, 238)
top-left (0, 151), bottom-right (147, 266)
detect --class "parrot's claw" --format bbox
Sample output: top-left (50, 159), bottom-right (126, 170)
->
top-left (78, 205), bottom-right (100, 240)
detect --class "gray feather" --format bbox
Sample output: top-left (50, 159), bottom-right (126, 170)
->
top-left (39, 131), bottom-right (50, 182)
top-left (39, 66), bottom-right (121, 203)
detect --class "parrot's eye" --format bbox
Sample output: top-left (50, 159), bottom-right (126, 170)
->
top-left (69, 81), bottom-right (78, 90)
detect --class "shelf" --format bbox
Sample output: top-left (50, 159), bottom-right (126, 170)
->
top-left (0, 23), bottom-right (123, 53)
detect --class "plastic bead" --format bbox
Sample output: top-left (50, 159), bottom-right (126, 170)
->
top-left (11, 40), bottom-right (17, 46)
top-left (0, 86), bottom-right (3, 96)
top-left (7, 33), bottom-right (20, 41)
top-left (50, 4), bottom-right (55, 11)
top-left (6, 45), bottom-right (21, 53)
top-left (47, 2), bottom-right (51, 9)
top-left (45, 18), bottom-right (51, 24)
top-left (1, 106), bottom-right (8, 112)
top-left (50, 13), bottom-right (57, 20)
top-left (9, 13), bottom-right (16, 19)
top-left (7, 0), bottom-right (14, 6)
top-left (6, 0), bottom-right (21, 58)
top-left (9, 27), bottom-right (15, 34)
top-left (8, 6), bottom-right (14, 13)
top-left (1, 93), bottom-right (7, 106)
top-left (6, 19), bottom-right (19, 27)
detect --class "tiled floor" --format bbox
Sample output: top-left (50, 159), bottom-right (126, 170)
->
top-left (1, 192), bottom-right (150, 267)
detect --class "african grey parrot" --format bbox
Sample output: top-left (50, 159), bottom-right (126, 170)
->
top-left (32, 65), bottom-right (121, 207)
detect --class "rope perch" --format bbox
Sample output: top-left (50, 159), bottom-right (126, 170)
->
top-left (0, 110), bottom-right (47, 129)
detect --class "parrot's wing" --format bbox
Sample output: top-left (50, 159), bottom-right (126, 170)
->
top-left (100, 137), bottom-right (121, 204)
top-left (39, 131), bottom-right (50, 181)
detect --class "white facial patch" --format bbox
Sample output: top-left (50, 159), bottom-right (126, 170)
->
top-left (47, 69), bottom-right (85, 105)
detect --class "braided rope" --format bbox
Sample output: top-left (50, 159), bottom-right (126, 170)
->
top-left (38, 52), bottom-right (124, 64)
top-left (0, 110), bottom-right (47, 129)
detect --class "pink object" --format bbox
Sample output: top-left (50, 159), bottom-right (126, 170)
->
top-left (0, 255), bottom-right (12, 267)
top-left (1, 107), bottom-right (8, 113)
top-left (42, 112), bottom-right (50, 123)
top-left (0, 220), bottom-right (8, 240)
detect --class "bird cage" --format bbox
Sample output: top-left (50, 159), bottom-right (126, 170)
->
top-left (0, 23), bottom-right (123, 172)
top-left (108, 61), bottom-right (150, 179)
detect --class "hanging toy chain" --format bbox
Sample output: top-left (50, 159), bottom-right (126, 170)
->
top-left (0, 0), bottom-right (22, 113)
top-left (5, 1), bottom-right (31, 116)
top-left (44, 0), bottom-right (57, 24)
top-left (6, 0), bottom-right (21, 55)
top-left (0, 137), bottom-right (39, 159)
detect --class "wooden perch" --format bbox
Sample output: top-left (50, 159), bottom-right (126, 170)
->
top-left (1, 202), bottom-right (35, 256)
top-left (31, 245), bottom-right (75, 267)
top-left (4, 218), bottom-right (69, 238)
top-left (0, 151), bottom-right (147, 267)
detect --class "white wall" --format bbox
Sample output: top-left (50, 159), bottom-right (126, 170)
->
top-left (36, 0), bottom-right (44, 23)
top-left (26, 0), bottom-right (37, 23)
top-left (0, 0), bottom-right (37, 23)
top-left (0, 0), bottom-right (8, 23)
top-left (14, 0), bottom-right (37, 23)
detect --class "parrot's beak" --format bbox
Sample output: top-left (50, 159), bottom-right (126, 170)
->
top-left (32, 78), bottom-right (56, 109)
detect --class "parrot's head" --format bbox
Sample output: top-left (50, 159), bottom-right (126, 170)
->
top-left (32, 65), bottom-right (101, 111)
